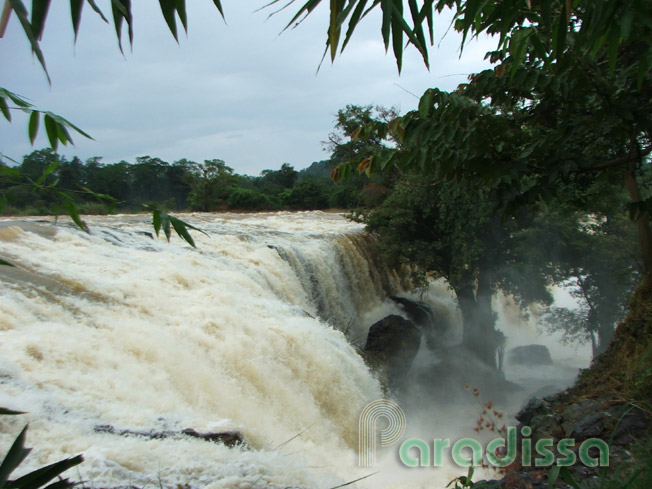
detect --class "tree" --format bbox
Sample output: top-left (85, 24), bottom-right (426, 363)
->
top-left (257, 163), bottom-right (299, 194)
top-left (363, 175), bottom-right (560, 369)
top-left (519, 182), bottom-right (642, 357)
top-left (187, 159), bottom-right (237, 211)
top-left (325, 1), bottom-right (652, 276)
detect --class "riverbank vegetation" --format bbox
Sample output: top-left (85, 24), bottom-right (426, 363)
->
top-left (0, 149), bottom-right (372, 215)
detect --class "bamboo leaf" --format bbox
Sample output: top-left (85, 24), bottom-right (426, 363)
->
top-left (169, 215), bottom-right (196, 247)
top-left (161, 213), bottom-right (171, 241)
top-left (43, 113), bottom-right (58, 150)
top-left (0, 426), bottom-right (31, 488)
top-left (211, 0), bottom-right (225, 19)
top-left (158, 0), bottom-right (178, 41)
top-left (342, 0), bottom-right (368, 52)
top-left (8, 0), bottom-right (50, 83)
top-left (111, 0), bottom-right (133, 53)
top-left (0, 96), bottom-right (10, 121)
top-left (64, 201), bottom-right (88, 233)
top-left (0, 407), bottom-right (24, 414)
top-left (390, 0), bottom-right (403, 72)
top-left (175, 0), bottom-right (188, 33)
top-left (380, 0), bottom-right (391, 51)
top-left (70, 0), bottom-right (84, 42)
top-left (2, 88), bottom-right (32, 108)
top-left (328, 0), bottom-right (345, 61)
top-left (28, 110), bottom-right (39, 144)
top-left (152, 209), bottom-right (162, 237)
top-left (35, 158), bottom-right (58, 186)
top-left (86, 0), bottom-right (108, 23)
top-left (9, 454), bottom-right (84, 489)
top-left (45, 111), bottom-right (93, 141)
top-left (30, 0), bottom-right (52, 40)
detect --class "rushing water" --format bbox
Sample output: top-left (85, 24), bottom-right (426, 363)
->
top-left (0, 212), bottom-right (589, 489)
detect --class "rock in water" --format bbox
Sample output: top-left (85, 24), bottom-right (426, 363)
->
top-left (364, 315), bottom-right (421, 390)
top-left (391, 296), bottom-right (444, 350)
top-left (507, 344), bottom-right (553, 366)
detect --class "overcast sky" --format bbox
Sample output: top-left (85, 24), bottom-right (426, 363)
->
top-left (0, 2), bottom-right (495, 175)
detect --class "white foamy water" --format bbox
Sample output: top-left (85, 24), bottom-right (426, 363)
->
top-left (0, 211), bottom-right (590, 489)
top-left (0, 212), bottom-right (398, 489)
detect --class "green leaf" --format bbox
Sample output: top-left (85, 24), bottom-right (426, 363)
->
top-left (558, 466), bottom-right (581, 489)
top-left (342, 0), bottom-right (369, 52)
top-left (390, 0), bottom-right (403, 72)
top-left (0, 258), bottom-right (16, 267)
top-left (161, 212), bottom-right (171, 241)
top-left (169, 215), bottom-right (196, 247)
top-left (380, 0), bottom-right (391, 52)
top-left (158, 0), bottom-right (178, 41)
top-left (0, 426), bottom-right (31, 488)
top-left (0, 96), bottom-right (10, 121)
top-left (35, 158), bottom-right (58, 186)
top-left (43, 113), bottom-right (58, 150)
top-left (211, 0), bottom-right (224, 19)
top-left (509, 28), bottom-right (531, 76)
top-left (111, 0), bottom-right (133, 53)
top-left (328, 0), bottom-right (345, 61)
top-left (30, 0), bottom-right (52, 40)
top-left (152, 209), bottom-right (162, 237)
top-left (0, 407), bottom-right (24, 415)
top-left (548, 465), bottom-right (561, 489)
top-left (70, 0), bottom-right (84, 42)
top-left (8, 454), bottom-right (83, 489)
top-left (44, 111), bottom-right (93, 141)
top-left (418, 88), bottom-right (434, 117)
top-left (0, 87), bottom-right (32, 108)
top-left (86, 0), bottom-right (108, 23)
top-left (64, 200), bottom-right (88, 233)
top-left (175, 0), bottom-right (188, 33)
top-left (28, 110), bottom-right (39, 144)
top-left (7, 0), bottom-right (51, 83)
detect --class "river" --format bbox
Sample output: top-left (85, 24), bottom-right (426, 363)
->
top-left (0, 211), bottom-right (588, 489)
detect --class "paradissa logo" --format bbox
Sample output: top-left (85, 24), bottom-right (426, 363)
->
top-left (359, 400), bottom-right (609, 469)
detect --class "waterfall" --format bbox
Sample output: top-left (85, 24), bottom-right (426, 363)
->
top-left (0, 212), bottom-right (417, 489)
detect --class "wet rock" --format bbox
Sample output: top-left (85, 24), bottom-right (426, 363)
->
top-left (507, 344), bottom-right (553, 366)
top-left (94, 425), bottom-right (249, 448)
top-left (180, 428), bottom-right (248, 447)
top-left (364, 315), bottom-right (421, 390)
top-left (391, 296), bottom-right (445, 349)
top-left (610, 406), bottom-right (650, 445)
top-left (516, 397), bottom-right (552, 425)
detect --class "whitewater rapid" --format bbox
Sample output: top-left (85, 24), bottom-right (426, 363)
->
top-left (0, 212), bottom-right (396, 488)
top-left (0, 211), bottom-right (590, 489)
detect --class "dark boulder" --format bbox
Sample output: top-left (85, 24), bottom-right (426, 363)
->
top-left (507, 344), bottom-right (553, 366)
top-left (364, 315), bottom-right (422, 390)
top-left (94, 425), bottom-right (249, 448)
top-left (391, 296), bottom-right (445, 350)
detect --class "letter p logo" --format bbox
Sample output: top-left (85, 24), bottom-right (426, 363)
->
top-left (358, 399), bottom-right (406, 467)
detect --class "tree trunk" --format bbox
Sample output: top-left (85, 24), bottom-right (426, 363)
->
top-left (455, 275), bottom-right (505, 371)
top-left (595, 319), bottom-right (615, 356)
top-left (625, 168), bottom-right (652, 274)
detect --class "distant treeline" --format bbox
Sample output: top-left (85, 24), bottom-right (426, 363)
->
top-left (0, 149), bottom-right (385, 215)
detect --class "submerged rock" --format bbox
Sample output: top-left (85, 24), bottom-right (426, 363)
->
top-left (391, 296), bottom-right (446, 349)
top-left (507, 344), bottom-right (553, 366)
top-left (363, 315), bottom-right (421, 390)
top-left (94, 425), bottom-right (249, 448)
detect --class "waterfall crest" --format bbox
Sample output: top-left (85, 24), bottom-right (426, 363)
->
top-left (0, 212), bottom-right (409, 489)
